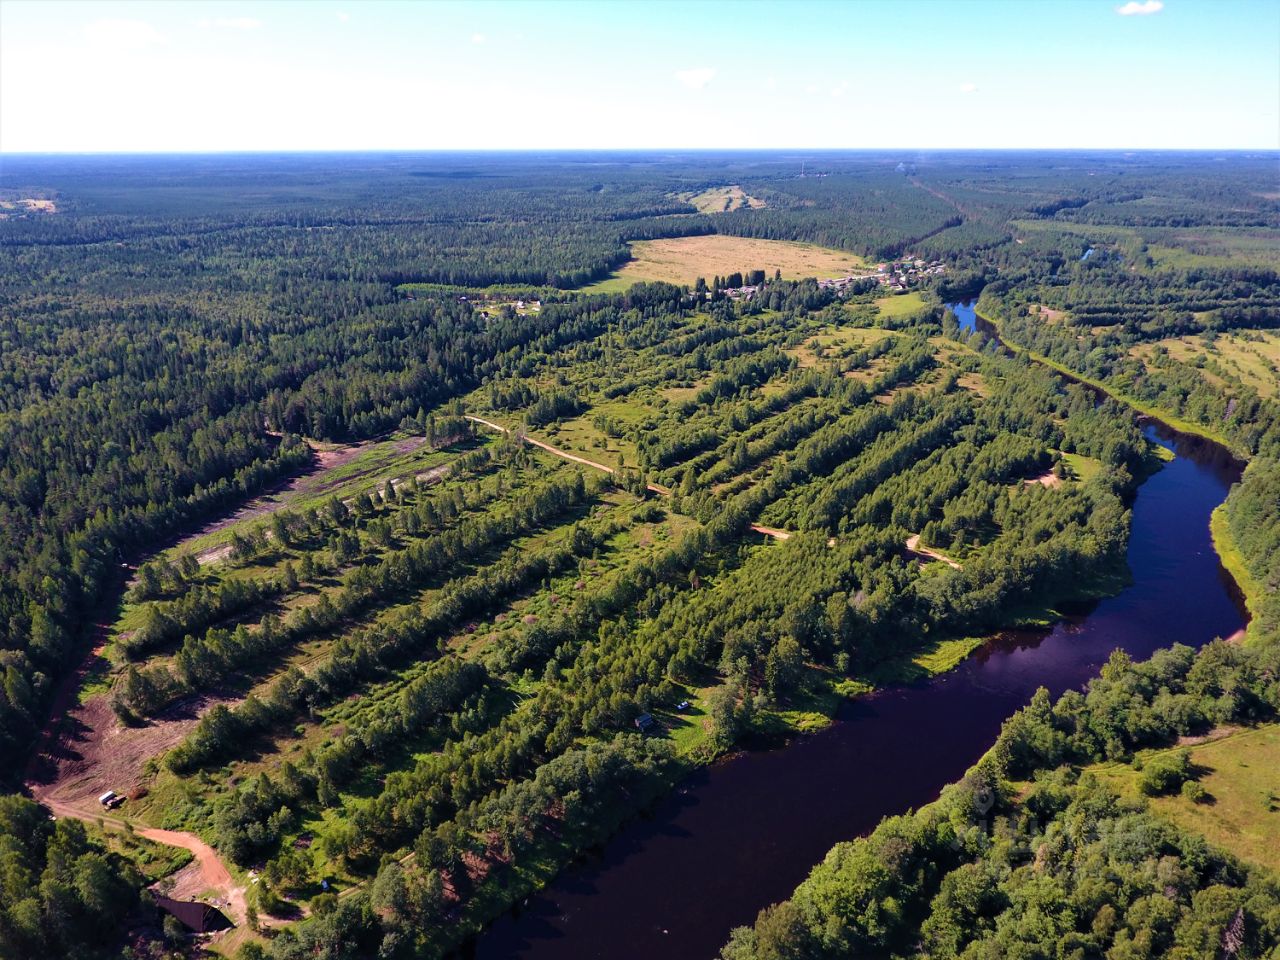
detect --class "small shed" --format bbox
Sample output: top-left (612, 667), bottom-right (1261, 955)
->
top-left (634, 713), bottom-right (655, 733)
top-left (154, 895), bottom-right (232, 934)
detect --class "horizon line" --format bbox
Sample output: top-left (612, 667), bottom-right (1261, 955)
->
top-left (4, 146), bottom-right (1279, 158)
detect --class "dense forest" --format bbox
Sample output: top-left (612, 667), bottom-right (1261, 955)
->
top-left (1, 151), bottom-right (1277, 959)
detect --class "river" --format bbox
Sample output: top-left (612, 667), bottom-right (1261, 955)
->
top-left (473, 306), bottom-right (1247, 960)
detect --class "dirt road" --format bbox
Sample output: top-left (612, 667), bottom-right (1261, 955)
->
top-left (749, 524), bottom-right (792, 541)
top-left (905, 534), bottom-right (963, 570)
top-left (38, 796), bottom-right (246, 924)
top-left (466, 416), bottom-right (698, 502)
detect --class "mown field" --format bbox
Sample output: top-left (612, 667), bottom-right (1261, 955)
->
top-left (578, 234), bottom-right (869, 293)
top-left (678, 185), bottom-right (767, 214)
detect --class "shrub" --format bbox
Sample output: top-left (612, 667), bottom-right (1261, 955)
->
top-left (1139, 750), bottom-right (1193, 796)
top-left (1180, 779), bottom-right (1210, 804)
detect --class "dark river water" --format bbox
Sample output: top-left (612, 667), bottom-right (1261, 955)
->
top-left (473, 307), bottom-right (1247, 960)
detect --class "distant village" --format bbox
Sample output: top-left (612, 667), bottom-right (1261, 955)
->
top-left (403, 256), bottom-right (946, 309)
top-left (722, 257), bottom-right (946, 300)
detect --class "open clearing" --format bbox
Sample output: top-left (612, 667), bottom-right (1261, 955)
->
top-left (678, 185), bottom-right (766, 214)
top-left (579, 235), bottom-right (867, 294)
top-left (1091, 724), bottom-right (1280, 874)
top-left (0, 196), bottom-right (57, 216)
top-left (1132, 329), bottom-right (1280, 399)
top-left (875, 290), bottom-right (928, 319)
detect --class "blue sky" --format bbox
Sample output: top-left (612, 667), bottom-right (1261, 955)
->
top-left (2, 0), bottom-right (1277, 152)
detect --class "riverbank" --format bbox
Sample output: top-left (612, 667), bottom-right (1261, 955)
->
top-left (969, 299), bottom-right (1249, 459)
top-left (962, 296), bottom-right (1258, 641)
top-left (477, 415), bottom-right (1246, 960)
top-left (1210, 505), bottom-right (1260, 619)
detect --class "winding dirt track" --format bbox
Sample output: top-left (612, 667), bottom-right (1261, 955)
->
top-left (21, 434), bottom-right (471, 932)
top-left (905, 534), bottom-right (963, 570)
top-left (37, 796), bottom-right (246, 924)
top-left (23, 419), bottom-right (791, 935)
top-left (465, 415), bottom-right (784, 528)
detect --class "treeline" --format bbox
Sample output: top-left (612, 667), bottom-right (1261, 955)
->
top-left (1220, 458), bottom-right (1280, 644)
top-left (119, 468), bottom-right (599, 724)
top-left (0, 795), bottom-right (145, 959)
top-left (0, 271), bottom-right (686, 777)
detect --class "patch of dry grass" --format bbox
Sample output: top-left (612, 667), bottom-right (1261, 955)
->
top-left (679, 185), bottom-right (766, 214)
top-left (579, 235), bottom-right (866, 292)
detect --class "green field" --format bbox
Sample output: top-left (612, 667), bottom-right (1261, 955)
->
top-left (1132, 329), bottom-right (1280, 400)
top-left (1091, 725), bottom-right (1280, 874)
top-left (874, 290), bottom-right (928, 318)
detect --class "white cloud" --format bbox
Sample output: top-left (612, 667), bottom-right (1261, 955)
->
top-left (471, 32), bottom-right (486, 44)
top-left (959, 81), bottom-right (979, 93)
top-left (675, 67), bottom-right (716, 90)
top-left (1115, 1), bottom-right (1163, 15)
top-left (336, 11), bottom-right (351, 22)
top-left (196, 17), bottom-right (263, 30)
top-left (83, 18), bottom-right (164, 51)
top-left (830, 80), bottom-right (850, 98)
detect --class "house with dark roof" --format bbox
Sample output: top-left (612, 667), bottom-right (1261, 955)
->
top-left (154, 895), bottom-right (232, 934)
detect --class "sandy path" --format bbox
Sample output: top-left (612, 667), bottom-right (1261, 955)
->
top-left (1024, 469), bottom-right (1063, 488)
top-left (750, 524), bottom-right (792, 541)
top-left (39, 797), bottom-right (246, 924)
top-left (466, 415), bottom-right (679, 499)
top-left (906, 534), bottom-right (963, 570)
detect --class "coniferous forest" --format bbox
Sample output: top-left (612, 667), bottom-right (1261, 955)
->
top-left (0, 151), bottom-right (1278, 960)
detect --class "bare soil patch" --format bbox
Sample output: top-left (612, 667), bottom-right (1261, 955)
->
top-left (1034, 304), bottom-right (1067, 324)
top-left (27, 690), bottom-right (230, 809)
top-left (0, 197), bottom-right (58, 216)
top-left (750, 524), bottom-right (792, 541)
top-left (1024, 470), bottom-right (1063, 488)
top-left (1177, 724), bottom-right (1241, 747)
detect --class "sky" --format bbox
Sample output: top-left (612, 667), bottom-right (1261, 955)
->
top-left (2, 0), bottom-right (1278, 153)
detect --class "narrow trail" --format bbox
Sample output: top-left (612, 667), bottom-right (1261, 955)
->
top-left (749, 524), bottom-right (792, 540)
top-left (465, 415), bottom-right (673, 499)
top-left (905, 533), bottom-right (963, 570)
